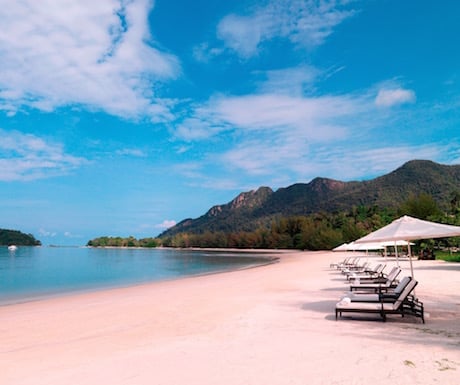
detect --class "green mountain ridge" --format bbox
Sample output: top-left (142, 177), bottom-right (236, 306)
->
top-left (160, 160), bottom-right (460, 237)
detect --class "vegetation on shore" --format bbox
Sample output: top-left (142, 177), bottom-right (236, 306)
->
top-left (0, 229), bottom-right (41, 246)
top-left (87, 236), bottom-right (159, 248)
top-left (432, 250), bottom-right (460, 263)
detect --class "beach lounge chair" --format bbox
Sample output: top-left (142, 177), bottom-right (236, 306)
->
top-left (341, 276), bottom-right (412, 303)
top-left (346, 265), bottom-right (398, 283)
top-left (345, 263), bottom-right (386, 281)
top-left (335, 278), bottom-right (424, 323)
top-left (349, 267), bottom-right (401, 292)
top-left (330, 256), bottom-right (351, 269)
top-left (342, 261), bottom-right (374, 275)
top-left (340, 259), bottom-right (368, 273)
top-left (333, 256), bottom-right (361, 270)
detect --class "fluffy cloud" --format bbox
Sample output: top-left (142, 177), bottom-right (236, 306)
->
top-left (171, 88), bottom-right (372, 182)
top-left (375, 88), bottom-right (416, 107)
top-left (217, 0), bottom-right (356, 58)
top-left (0, 129), bottom-right (86, 181)
top-left (256, 65), bottom-right (321, 95)
top-left (155, 220), bottom-right (177, 229)
top-left (204, 92), bottom-right (362, 139)
top-left (0, 0), bottom-right (179, 119)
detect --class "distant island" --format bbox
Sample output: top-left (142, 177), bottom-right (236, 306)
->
top-left (0, 229), bottom-right (42, 246)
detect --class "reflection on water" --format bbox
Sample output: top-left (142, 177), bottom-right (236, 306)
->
top-left (0, 247), bottom-right (275, 305)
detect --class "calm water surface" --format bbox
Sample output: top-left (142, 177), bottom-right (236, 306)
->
top-left (0, 246), bottom-right (275, 305)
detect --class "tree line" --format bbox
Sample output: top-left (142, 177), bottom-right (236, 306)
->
top-left (87, 236), bottom-right (159, 248)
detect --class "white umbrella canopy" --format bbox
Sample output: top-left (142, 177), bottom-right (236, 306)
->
top-left (381, 240), bottom-right (415, 247)
top-left (349, 242), bottom-right (384, 251)
top-left (354, 215), bottom-right (460, 277)
top-left (354, 215), bottom-right (460, 244)
top-left (332, 243), bottom-right (350, 251)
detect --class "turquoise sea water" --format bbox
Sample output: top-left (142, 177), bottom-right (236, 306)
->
top-left (0, 246), bottom-right (275, 305)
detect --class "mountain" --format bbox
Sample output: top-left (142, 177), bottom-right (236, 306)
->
top-left (160, 160), bottom-right (460, 237)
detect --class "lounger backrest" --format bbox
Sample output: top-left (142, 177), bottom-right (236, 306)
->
top-left (381, 268), bottom-right (400, 287)
top-left (376, 264), bottom-right (386, 274)
top-left (363, 263), bottom-right (381, 274)
top-left (386, 267), bottom-right (401, 282)
top-left (392, 276), bottom-right (411, 295)
top-left (392, 278), bottom-right (418, 310)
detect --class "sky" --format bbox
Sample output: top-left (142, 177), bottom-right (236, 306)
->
top-left (1, 0), bottom-right (460, 246)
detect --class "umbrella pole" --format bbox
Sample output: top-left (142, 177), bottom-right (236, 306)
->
top-left (407, 242), bottom-right (416, 296)
top-left (408, 242), bottom-right (414, 278)
top-left (394, 242), bottom-right (399, 267)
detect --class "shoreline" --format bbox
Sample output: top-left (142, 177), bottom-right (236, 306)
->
top-left (1, 250), bottom-right (459, 384)
top-left (0, 247), bottom-right (282, 307)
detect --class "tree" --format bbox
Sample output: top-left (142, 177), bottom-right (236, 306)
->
top-left (450, 191), bottom-right (460, 215)
top-left (399, 193), bottom-right (440, 219)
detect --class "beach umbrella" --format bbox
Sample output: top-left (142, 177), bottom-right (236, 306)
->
top-left (332, 243), bottom-right (350, 251)
top-left (354, 215), bottom-right (460, 277)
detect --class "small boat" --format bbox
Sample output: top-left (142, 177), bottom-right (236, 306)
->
top-left (8, 245), bottom-right (18, 251)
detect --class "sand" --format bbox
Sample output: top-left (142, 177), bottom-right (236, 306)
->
top-left (1, 250), bottom-right (459, 385)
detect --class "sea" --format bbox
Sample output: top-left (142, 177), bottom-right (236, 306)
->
top-left (0, 246), bottom-right (276, 305)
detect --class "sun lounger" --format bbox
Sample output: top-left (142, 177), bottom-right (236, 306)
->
top-left (349, 267), bottom-right (401, 292)
top-left (342, 262), bottom-right (376, 275)
top-left (330, 257), bottom-right (351, 269)
top-left (347, 265), bottom-right (398, 283)
top-left (336, 278), bottom-right (424, 323)
top-left (345, 263), bottom-right (386, 281)
top-left (340, 259), bottom-right (368, 273)
top-left (341, 276), bottom-right (412, 303)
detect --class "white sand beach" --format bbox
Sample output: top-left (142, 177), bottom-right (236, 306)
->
top-left (1, 250), bottom-right (459, 385)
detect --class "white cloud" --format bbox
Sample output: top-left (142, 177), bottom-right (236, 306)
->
top-left (64, 231), bottom-right (82, 239)
top-left (375, 88), bottom-right (416, 107)
top-left (217, 14), bottom-right (265, 58)
top-left (0, 0), bottom-right (180, 119)
top-left (174, 118), bottom-right (225, 141)
top-left (216, 0), bottom-right (356, 58)
top-left (305, 144), bottom-right (445, 181)
top-left (0, 129), bottom-right (86, 181)
top-left (155, 219), bottom-right (177, 229)
top-left (115, 148), bottom-right (146, 157)
top-left (205, 93), bottom-right (362, 140)
top-left (170, 80), bottom-right (450, 186)
top-left (192, 42), bottom-right (224, 62)
top-left (256, 65), bottom-right (321, 95)
top-left (170, 88), bottom-right (375, 183)
top-left (39, 228), bottom-right (57, 237)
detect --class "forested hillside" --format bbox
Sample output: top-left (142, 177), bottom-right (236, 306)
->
top-left (0, 229), bottom-right (41, 246)
top-left (158, 160), bottom-right (460, 250)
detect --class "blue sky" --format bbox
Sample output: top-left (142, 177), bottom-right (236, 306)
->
top-left (1, 0), bottom-right (460, 246)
